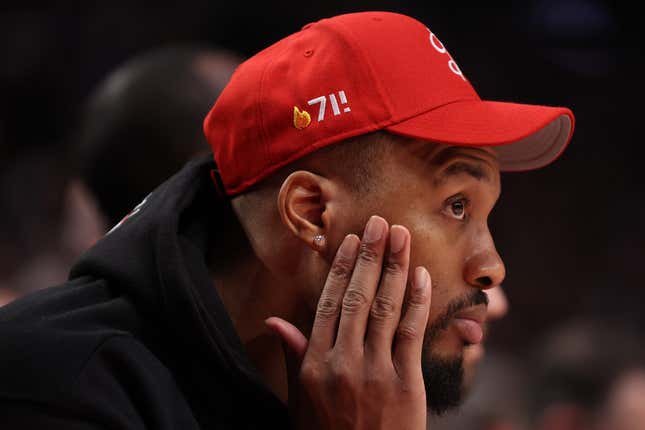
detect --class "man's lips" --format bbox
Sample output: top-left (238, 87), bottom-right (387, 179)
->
top-left (452, 305), bottom-right (487, 345)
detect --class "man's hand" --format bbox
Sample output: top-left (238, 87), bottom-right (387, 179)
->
top-left (266, 215), bottom-right (431, 430)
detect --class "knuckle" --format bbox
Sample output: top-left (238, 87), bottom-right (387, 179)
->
top-left (364, 370), bottom-right (388, 392)
top-left (407, 286), bottom-right (429, 306)
top-left (316, 296), bottom-right (340, 319)
top-left (370, 295), bottom-right (397, 320)
top-left (329, 257), bottom-right (354, 282)
top-left (396, 324), bottom-right (419, 341)
top-left (358, 242), bottom-right (380, 265)
top-left (330, 359), bottom-right (354, 387)
top-left (299, 361), bottom-right (320, 386)
top-left (398, 380), bottom-right (416, 395)
top-left (383, 259), bottom-right (404, 277)
top-left (342, 289), bottom-right (369, 314)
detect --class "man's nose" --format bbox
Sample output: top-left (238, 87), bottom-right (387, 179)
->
top-left (463, 238), bottom-right (506, 290)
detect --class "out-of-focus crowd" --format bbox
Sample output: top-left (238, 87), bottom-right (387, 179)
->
top-left (432, 319), bottom-right (645, 430)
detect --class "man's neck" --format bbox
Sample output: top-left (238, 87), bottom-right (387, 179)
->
top-left (209, 242), bottom-right (298, 404)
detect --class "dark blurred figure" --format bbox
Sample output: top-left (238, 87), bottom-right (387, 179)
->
top-left (0, 150), bottom-right (104, 306)
top-left (1, 46), bottom-right (241, 307)
top-left (75, 45), bottom-right (242, 227)
top-left (530, 318), bottom-right (645, 430)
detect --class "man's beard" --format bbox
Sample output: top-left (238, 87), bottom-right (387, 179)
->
top-left (420, 290), bottom-right (489, 415)
top-left (421, 352), bottom-right (464, 415)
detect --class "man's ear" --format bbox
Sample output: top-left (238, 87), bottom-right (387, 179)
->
top-left (277, 170), bottom-right (332, 252)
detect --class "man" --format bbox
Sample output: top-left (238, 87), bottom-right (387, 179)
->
top-left (0, 11), bottom-right (574, 429)
top-left (0, 150), bottom-right (104, 307)
top-left (76, 45), bottom-right (242, 226)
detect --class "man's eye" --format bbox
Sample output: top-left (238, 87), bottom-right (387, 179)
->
top-left (444, 197), bottom-right (467, 220)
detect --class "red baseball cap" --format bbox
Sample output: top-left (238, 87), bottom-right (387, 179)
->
top-left (204, 11), bottom-right (575, 196)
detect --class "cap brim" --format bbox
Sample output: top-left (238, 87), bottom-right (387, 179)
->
top-left (385, 100), bottom-right (574, 171)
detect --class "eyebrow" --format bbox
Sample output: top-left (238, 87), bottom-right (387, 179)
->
top-left (405, 141), bottom-right (496, 185)
top-left (434, 160), bottom-right (491, 185)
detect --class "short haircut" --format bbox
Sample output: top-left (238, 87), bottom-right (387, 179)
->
top-left (254, 131), bottom-right (409, 196)
top-left (75, 46), bottom-right (241, 225)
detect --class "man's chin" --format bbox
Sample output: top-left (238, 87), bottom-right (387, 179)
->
top-left (421, 353), bottom-right (465, 416)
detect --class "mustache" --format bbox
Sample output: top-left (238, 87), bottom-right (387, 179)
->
top-left (426, 290), bottom-right (489, 343)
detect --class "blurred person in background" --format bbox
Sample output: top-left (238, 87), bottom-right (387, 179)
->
top-left (529, 318), bottom-right (645, 430)
top-left (0, 8), bottom-right (105, 307)
top-left (462, 285), bottom-right (510, 389)
top-left (0, 150), bottom-right (104, 307)
top-left (0, 46), bottom-right (241, 308)
top-left (75, 45), bottom-right (242, 227)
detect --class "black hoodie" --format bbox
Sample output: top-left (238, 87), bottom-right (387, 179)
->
top-left (0, 155), bottom-right (290, 429)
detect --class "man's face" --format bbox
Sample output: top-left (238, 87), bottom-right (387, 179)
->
top-left (334, 138), bottom-right (506, 413)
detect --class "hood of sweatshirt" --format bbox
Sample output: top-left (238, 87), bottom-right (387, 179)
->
top-left (69, 154), bottom-right (287, 424)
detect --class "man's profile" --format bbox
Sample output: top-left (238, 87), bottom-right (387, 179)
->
top-left (0, 11), bottom-right (574, 429)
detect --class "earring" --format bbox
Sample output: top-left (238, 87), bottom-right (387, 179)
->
top-left (313, 234), bottom-right (326, 250)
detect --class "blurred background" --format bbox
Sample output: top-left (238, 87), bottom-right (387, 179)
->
top-left (1, 1), bottom-right (643, 429)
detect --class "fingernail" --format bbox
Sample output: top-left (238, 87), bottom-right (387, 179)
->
top-left (414, 266), bottom-right (428, 290)
top-left (363, 216), bottom-right (385, 243)
top-left (337, 234), bottom-right (358, 258)
top-left (389, 225), bottom-right (406, 254)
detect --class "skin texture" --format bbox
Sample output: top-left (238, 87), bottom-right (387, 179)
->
top-left (211, 135), bottom-right (506, 427)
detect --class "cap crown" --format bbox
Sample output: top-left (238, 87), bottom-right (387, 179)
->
top-left (205, 11), bottom-right (480, 195)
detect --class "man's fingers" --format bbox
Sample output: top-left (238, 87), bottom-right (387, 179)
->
top-left (265, 317), bottom-right (308, 369)
top-left (393, 266), bottom-right (431, 378)
top-left (308, 234), bottom-right (360, 352)
top-left (335, 216), bottom-right (388, 350)
top-left (365, 225), bottom-right (410, 358)
top-left (265, 317), bottom-right (309, 402)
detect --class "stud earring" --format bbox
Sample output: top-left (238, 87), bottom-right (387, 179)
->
top-left (313, 234), bottom-right (326, 250)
